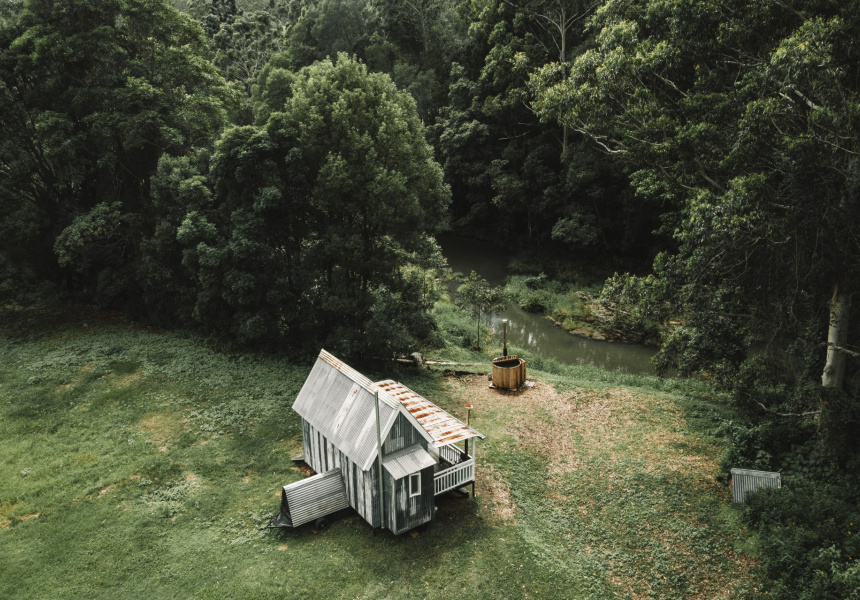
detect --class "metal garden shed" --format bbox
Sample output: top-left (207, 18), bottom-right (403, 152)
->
top-left (267, 350), bottom-right (484, 535)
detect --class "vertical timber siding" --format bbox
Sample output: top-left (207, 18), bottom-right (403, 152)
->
top-left (383, 464), bottom-right (435, 534)
top-left (383, 413), bottom-right (429, 455)
top-left (302, 418), bottom-right (381, 527)
top-left (301, 411), bottom-right (439, 533)
top-left (381, 412), bottom-right (434, 533)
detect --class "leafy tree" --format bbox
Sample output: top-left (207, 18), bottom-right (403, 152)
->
top-left (0, 0), bottom-right (226, 305)
top-left (533, 0), bottom-right (860, 391)
top-left (457, 270), bottom-right (506, 349)
top-left (250, 54), bottom-right (296, 123)
top-left (189, 0), bottom-right (291, 99)
top-left (139, 153), bottom-right (214, 325)
top-left (182, 54), bottom-right (450, 355)
top-left (533, 7), bottom-right (860, 595)
top-left (211, 8), bottom-right (288, 95)
top-left (434, 0), bottom-right (645, 254)
top-left (284, 0), bottom-right (382, 65)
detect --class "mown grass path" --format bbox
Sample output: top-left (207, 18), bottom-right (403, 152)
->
top-left (1, 305), bottom-right (756, 599)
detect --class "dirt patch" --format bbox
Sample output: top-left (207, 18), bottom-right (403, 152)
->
top-left (476, 463), bottom-right (517, 524)
top-left (87, 475), bottom-right (142, 500)
top-left (444, 376), bottom-right (717, 486)
top-left (138, 413), bottom-right (179, 449)
top-left (0, 519), bottom-right (10, 528)
top-left (18, 513), bottom-right (40, 522)
top-left (442, 374), bottom-right (753, 598)
top-left (443, 376), bottom-right (585, 474)
top-left (105, 372), bottom-right (143, 388)
top-left (295, 462), bottom-right (315, 477)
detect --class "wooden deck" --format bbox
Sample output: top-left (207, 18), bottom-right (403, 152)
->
top-left (434, 443), bottom-right (475, 495)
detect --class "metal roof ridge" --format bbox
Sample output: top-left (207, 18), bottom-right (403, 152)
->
top-left (319, 350), bottom-right (399, 409)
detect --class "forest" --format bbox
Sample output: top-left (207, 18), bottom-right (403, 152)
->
top-left (1, 0), bottom-right (858, 597)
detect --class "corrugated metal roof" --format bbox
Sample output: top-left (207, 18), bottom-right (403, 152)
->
top-left (730, 468), bottom-right (781, 504)
top-left (282, 468), bottom-right (349, 527)
top-left (372, 380), bottom-right (485, 446)
top-left (382, 444), bottom-right (436, 479)
top-left (293, 351), bottom-right (483, 472)
top-left (293, 350), bottom-right (433, 472)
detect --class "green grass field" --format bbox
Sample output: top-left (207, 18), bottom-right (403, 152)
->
top-left (1, 303), bottom-right (758, 599)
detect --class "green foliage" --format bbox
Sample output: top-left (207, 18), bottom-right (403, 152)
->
top-left (531, 5), bottom-right (860, 595)
top-left (197, 0), bottom-right (291, 111)
top-left (0, 0), bottom-right (227, 304)
top-left (0, 305), bottom-right (757, 599)
top-left (250, 59), bottom-right (295, 123)
top-left (429, 0), bottom-right (647, 254)
top-left (53, 202), bottom-right (132, 306)
top-left (138, 153), bottom-right (214, 325)
top-left (655, 319), bottom-right (746, 382)
top-left (508, 273), bottom-right (569, 314)
top-left (742, 481), bottom-right (860, 600)
top-left (179, 54), bottom-right (450, 356)
top-left (532, 0), bottom-right (860, 373)
top-left (456, 270), bottom-right (506, 349)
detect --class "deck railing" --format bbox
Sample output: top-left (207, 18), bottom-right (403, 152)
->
top-left (438, 443), bottom-right (467, 466)
top-left (434, 458), bottom-right (474, 496)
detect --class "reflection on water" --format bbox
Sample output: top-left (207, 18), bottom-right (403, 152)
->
top-left (437, 235), bottom-right (658, 375)
top-left (486, 309), bottom-right (657, 374)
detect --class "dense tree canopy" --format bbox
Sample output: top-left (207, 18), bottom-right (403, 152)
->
top-left (0, 0), bottom-right (226, 304)
top-left (3, 0), bottom-right (860, 595)
top-left (533, 0), bottom-right (860, 394)
top-left (170, 54), bottom-right (450, 354)
top-left (530, 5), bottom-right (860, 594)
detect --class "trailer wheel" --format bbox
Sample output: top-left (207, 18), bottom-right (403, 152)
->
top-left (314, 517), bottom-right (330, 532)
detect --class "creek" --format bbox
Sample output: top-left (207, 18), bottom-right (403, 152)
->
top-left (437, 235), bottom-right (658, 375)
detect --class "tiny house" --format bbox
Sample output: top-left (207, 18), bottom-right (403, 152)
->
top-left (269, 350), bottom-right (484, 535)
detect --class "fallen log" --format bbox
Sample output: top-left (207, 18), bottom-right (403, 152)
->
top-left (394, 358), bottom-right (484, 367)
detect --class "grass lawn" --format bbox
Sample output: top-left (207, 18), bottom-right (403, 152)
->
top-left (1, 303), bottom-right (757, 599)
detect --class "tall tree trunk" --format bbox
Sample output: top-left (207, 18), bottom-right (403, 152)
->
top-left (822, 283), bottom-right (851, 389)
top-left (560, 6), bottom-right (568, 155)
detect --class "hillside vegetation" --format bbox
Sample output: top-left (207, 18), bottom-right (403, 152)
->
top-left (1, 303), bottom-right (755, 599)
top-left (2, 1), bottom-right (859, 596)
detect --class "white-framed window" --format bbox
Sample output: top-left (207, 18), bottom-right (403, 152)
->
top-left (409, 472), bottom-right (421, 497)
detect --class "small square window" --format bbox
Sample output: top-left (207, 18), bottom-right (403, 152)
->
top-left (409, 472), bottom-right (421, 497)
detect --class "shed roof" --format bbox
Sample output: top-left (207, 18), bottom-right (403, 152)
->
top-left (293, 351), bottom-right (484, 472)
top-left (293, 351), bottom-right (433, 471)
top-left (382, 444), bottom-right (436, 480)
top-left (371, 380), bottom-right (485, 446)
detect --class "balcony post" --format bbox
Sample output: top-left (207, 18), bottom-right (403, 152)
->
top-left (471, 437), bottom-right (477, 498)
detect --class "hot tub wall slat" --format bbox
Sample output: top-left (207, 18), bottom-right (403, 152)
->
top-left (492, 356), bottom-right (526, 389)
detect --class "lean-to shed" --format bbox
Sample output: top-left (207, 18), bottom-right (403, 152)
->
top-left (283, 349), bottom-right (484, 535)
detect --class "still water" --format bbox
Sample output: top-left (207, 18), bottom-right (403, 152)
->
top-left (437, 235), bottom-right (658, 375)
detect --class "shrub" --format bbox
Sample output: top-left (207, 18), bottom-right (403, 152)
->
top-left (741, 481), bottom-right (860, 599)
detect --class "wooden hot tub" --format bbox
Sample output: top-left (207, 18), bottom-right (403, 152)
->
top-left (491, 355), bottom-right (526, 390)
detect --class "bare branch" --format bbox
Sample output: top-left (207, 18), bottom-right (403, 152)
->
top-left (754, 401), bottom-right (821, 418)
top-left (819, 342), bottom-right (860, 358)
top-left (694, 157), bottom-right (726, 192)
